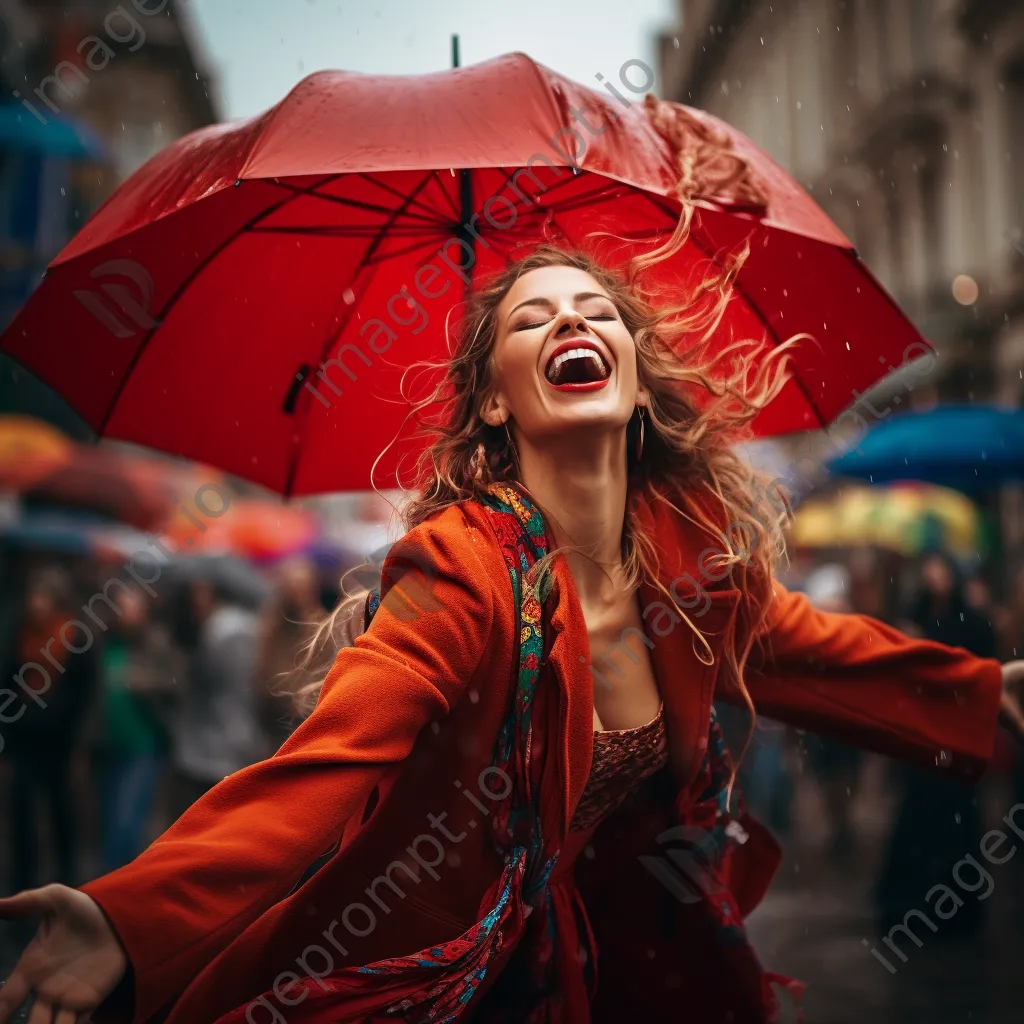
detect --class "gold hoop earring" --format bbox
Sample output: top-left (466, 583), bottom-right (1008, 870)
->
top-left (503, 420), bottom-right (521, 477)
top-left (635, 407), bottom-right (645, 461)
top-left (470, 442), bottom-right (490, 485)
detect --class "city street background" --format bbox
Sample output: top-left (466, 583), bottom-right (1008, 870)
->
top-left (1, 2), bottom-right (1024, 1021)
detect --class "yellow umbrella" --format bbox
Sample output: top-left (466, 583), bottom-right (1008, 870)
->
top-left (789, 484), bottom-right (980, 557)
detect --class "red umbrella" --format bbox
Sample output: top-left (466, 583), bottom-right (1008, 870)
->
top-left (20, 449), bottom-right (174, 530)
top-left (0, 53), bottom-right (927, 494)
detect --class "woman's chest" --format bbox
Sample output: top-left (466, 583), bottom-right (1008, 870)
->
top-left (583, 593), bottom-right (663, 732)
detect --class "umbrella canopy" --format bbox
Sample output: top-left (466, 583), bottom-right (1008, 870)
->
top-left (20, 444), bottom-right (176, 530)
top-left (0, 415), bottom-right (73, 490)
top-left (828, 405), bottom-right (1024, 493)
top-left (0, 53), bottom-right (929, 495)
top-left (790, 483), bottom-right (982, 558)
top-left (162, 498), bottom-right (319, 563)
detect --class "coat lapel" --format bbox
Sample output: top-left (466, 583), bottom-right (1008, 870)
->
top-left (541, 488), bottom-right (742, 835)
top-left (634, 491), bottom-right (741, 803)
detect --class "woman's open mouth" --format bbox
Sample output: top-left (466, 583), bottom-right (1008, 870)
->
top-left (543, 342), bottom-right (611, 392)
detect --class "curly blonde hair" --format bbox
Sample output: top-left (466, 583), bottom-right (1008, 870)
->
top-left (294, 195), bottom-right (797, 767)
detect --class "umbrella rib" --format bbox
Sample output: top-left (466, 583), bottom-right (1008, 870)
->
top-left (359, 172), bottom-right (444, 266)
top-left (97, 174), bottom-right (340, 437)
top-left (427, 168), bottom-right (464, 221)
top-left (282, 171), bottom-right (443, 499)
top-left (360, 235), bottom-right (458, 267)
top-left (645, 193), bottom-right (829, 431)
top-left (357, 170), bottom-right (462, 225)
top-left (249, 225), bottom-right (440, 238)
top-left (271, 178), bottom-right (447, 229)
top-left (448, 174), bottom-right (658, 252)
top-left (535, 181), bottom-right (635, 215)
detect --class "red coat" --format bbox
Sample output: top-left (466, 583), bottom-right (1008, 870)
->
top-left (82, 492), bottom-right (1003, 1023)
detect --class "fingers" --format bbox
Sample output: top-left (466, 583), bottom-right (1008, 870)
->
top-left (27, 997), bottom-right (53, 1024)
top-left (0, 887), bottom-right (50, 919)
top-left (0, 968), bottom-right (31, 1023)
top-left (55, 1008), bottom-right (78, 1024)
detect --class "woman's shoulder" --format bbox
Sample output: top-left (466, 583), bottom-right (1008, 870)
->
top-left (403, 498), bottom-right (511, 565)
top-left (379, 499), bottom-right (512, 611)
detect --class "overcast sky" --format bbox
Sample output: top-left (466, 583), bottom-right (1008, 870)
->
top-left (185, 0), bottom-right (678, 122)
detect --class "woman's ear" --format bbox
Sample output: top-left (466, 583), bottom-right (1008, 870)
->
top-left (478, 389), bottom-right (508, 427)
top-left (635, 384), bottom-right (650, 409)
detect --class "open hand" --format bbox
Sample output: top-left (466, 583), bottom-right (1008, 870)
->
top-left (0, 884), bottom-right (126, 1024)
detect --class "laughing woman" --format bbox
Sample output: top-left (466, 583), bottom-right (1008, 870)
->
top-left (3, 228), bottom-right (1024, 1024)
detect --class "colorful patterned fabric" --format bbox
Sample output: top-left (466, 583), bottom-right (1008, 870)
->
top-left (350, 483), bottom-right (560, 1022)
top-left (569, 704), bottom-right (669, 833)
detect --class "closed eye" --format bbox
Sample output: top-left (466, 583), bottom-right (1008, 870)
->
top-left (512, 313), bottom-right (617, 332)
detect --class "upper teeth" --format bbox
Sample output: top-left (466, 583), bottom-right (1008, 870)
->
top-left (548, 349), bottom-right (609, 378)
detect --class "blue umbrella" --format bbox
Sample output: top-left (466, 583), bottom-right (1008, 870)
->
top-left (828, 404), bottom-right (1024, 493)
top-left (0, 102), bottom-right (108, 162)
top-left (0, 508), bottom-right (97, 554)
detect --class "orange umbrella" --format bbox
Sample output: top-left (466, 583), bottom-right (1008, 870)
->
top-left (163, 499), bottom-right (318, 563)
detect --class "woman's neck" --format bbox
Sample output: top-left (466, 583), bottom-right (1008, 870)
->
top-left (516, 432), bottom-right (629, 604)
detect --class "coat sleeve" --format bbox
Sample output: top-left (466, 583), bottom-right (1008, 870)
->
top-left (80, 513), bottom-right (496, 1024)
top-left (729, 580), bottom-right (1004, 781)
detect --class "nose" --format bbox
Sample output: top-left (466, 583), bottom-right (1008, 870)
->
top-left (552, 309), bottom-right (588, 336)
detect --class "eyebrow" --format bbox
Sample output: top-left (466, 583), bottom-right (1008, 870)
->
top-left (505, 291), bottom-right (613, 323)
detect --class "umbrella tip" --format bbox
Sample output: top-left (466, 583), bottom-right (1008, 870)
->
top-left (451, 34), bottom-right (460, 69)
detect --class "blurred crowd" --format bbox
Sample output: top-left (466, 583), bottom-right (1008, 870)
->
top-left (724, 542), bottom-right (1024, 937)
top-left (0, 547), bottom-right (348, 908)
top-left (5, 526), bottom-right (1024, 948)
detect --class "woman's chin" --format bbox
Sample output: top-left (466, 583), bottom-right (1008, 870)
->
top-left (534, 407), bottom-right (630, 437)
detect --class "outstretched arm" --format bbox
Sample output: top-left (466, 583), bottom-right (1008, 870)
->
top-left (729, 580), bottom-right (1012, 781)
top-left (0, 513), bottom-right (495, 1024)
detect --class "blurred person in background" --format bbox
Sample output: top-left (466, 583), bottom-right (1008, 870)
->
top-left (965, 574), bottom-right (997, 624)
top-left (167, 576), bottom-right (263, 819)
top-left (96, 589), bottom-right (183, 872)
top-left (875, 549), bottom-right (997, 936)
top-left (256, 555), bottom-right (326, 753)
top-left (3, 565), bottom-right (97, 897)
top-left (801, 562), bottom-right (863, 862)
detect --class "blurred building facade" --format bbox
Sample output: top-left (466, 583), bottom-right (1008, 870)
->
top-left (0, 0), bottom-right (219, 434)
top-left (658, 0), bottom-right (1024, 406)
